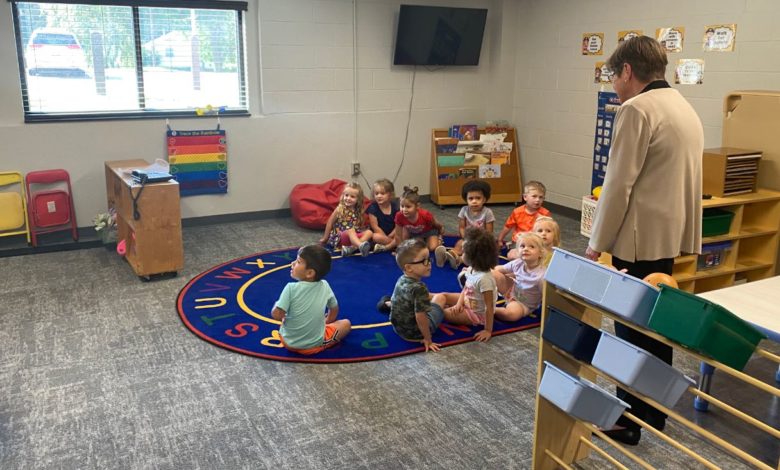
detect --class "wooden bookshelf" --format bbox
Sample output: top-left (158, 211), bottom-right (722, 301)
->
top-left (429, 128), bottom-right (522, 208)
top-left (600, 189), bottom-right (780, 294)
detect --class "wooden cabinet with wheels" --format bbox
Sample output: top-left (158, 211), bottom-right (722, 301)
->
top-left (105, 160), bottom-right (183, 278)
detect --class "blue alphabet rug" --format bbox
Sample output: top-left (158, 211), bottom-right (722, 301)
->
top-left (177, 239), bottom-right (540, 363)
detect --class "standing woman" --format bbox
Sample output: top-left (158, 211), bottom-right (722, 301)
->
top-left (585, 36), bottom-right (703, 445)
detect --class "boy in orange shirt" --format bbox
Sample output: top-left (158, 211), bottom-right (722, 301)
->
top-left (497, 181), bottom-right (550, 255)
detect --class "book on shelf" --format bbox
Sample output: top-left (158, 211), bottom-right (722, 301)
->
top-left (463, 152), bottom-right (491, 166)
top-left (491, 151), bottom-right (510, 165)
top-left (459, 168), bottom-right (477, 179)
top-left (456, 141), bottom-right (484, 153)
top-left (449, 124), bottom-right (478, 141)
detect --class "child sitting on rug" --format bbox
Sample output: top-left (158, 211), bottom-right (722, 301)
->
top-left (434, 180), bottom-right (495, 269)
top-left (319, 182), bottom-right (374, 257)
top-left (497, 180), bottom-right (550, 258)
top-left (532, 216), bottom-right (560, 266)
top-left (433, 227), bottom-right (498, 342)
top-left (492, 232), bottom-right (547, 321)
top-left (388, 239), bottom-right (447, 352)
top-left (366, 178), bottom-right (399, 253)
top-left (394, 186), bottom-right (445, 253)
top-left (272, 244), bottom-right (352, 355)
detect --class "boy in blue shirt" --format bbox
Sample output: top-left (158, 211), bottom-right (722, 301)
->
top-left (272, 244), bottom-right (351, 355)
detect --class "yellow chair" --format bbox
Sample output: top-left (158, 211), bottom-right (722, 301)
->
top-left (0, 171), bottom-right (31, 244)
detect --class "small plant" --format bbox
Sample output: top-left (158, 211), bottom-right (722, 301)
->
top-left (93, 209), bottom-right (117, 242)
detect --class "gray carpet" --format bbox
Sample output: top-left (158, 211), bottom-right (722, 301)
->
top-left (0, 203), bottom-right (777, 469)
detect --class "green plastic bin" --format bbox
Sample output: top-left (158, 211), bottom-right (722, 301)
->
top-left (702, 208), bottom-right (734, 237)
top-left (648, 285), bottom-right (766, 371)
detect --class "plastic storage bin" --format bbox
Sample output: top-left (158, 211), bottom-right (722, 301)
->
top-left (697, 241), bottom-right (732, 270)
top-left (701, 208), bottom-right (734, 237)
top-left (592, 331), bottom-right (695, 409)
top-left (545, 248), bottom-right (660, 327)
top-left (538, 361), bottom-right (630, 429)
top-left (648, 285), bottom-right (766, 370)
top-left (542, 306), bottom-right (601, 363)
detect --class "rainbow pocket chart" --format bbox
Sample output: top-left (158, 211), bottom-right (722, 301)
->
top-left (167, 129), bottom-right (228, 196)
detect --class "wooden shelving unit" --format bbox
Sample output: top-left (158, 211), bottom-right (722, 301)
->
top-left (599, 189), bottom-right (780, 294)
top-left (672, 189), bottom-right (780, 293)
top-left (532, 281), bottom-right (780, 469)
top-left (429, 127), bottom-right (522, 207)
top-left (105, 159), bottom-right (183, 279)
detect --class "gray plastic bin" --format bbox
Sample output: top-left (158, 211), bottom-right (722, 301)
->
top-left (544, 248), bottom-right (660, 327)
top-left (592, 331), bottom-right (695, 409)
top-left (538, 361), bottom-right (630, 429)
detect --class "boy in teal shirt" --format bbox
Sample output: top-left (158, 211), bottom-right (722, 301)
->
top-left (272, 244), bottom-right (351, 355)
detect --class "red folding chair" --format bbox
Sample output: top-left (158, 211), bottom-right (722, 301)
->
top-left (25, 169), bottom-right (78, 247)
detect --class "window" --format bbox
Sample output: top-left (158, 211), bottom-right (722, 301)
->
top-left (11, 0), bottom-right (249, 122)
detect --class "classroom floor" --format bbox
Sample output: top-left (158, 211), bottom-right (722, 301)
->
top-left (0, 203), bottom-right (777, 469)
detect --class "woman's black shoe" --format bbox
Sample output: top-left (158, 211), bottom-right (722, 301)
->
top-left (376, 295), bottom-right (392, 314)
top-left (600, 427), bottom-right (641, 446)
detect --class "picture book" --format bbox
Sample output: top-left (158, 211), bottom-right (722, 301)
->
top-left (478, 164), bottom-right (501, 179)
top-left (457, 125), bottom-right (478, 141)
top-left (456, 141), bottom-right (485, 154)
top-left (491, 152), bottom-right (510, 166)
top-left (463, 152), bottom-right (491, 167)
top-left (459, 168), bottom-right (477, 179)
top-left (435, 137), bottom-right (459, 154)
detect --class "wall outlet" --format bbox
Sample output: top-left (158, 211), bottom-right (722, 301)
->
top-left (351, 162), bottom-right (361, 177)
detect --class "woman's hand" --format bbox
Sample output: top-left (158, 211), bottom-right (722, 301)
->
top-left (585, 247), bottom-right (601, 261)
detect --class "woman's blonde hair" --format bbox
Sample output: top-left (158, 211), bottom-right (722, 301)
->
top-left (533, 216), bottom-right (561, 248)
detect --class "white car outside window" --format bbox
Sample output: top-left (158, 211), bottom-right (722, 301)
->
top-left (25, 28), bottom-right (89, 77)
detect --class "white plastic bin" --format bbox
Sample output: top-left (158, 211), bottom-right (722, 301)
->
top-left (538, 361), bottom-right (630, 429)
top-left (592, 331), bottom-right (695, 409)
top-left (544, 248), bottom-right (660, 327)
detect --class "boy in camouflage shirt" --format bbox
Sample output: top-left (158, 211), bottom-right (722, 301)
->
top-left (389, 239), bottom-right (446, 352)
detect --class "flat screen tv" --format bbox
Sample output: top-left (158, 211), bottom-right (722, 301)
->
top-left (393, 5), bottom-right (488, 66)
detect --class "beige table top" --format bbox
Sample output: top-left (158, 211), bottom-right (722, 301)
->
top-left (698, 276), bottom-right (780, 341)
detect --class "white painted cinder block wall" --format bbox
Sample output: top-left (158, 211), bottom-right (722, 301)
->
top-left (2, 0), bottom-right (777, 226)
top-left (0, 0), bottom-right (515, 226)
top-left (513, 0), bottom-right (780, 209)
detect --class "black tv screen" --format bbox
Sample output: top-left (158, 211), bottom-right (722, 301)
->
top-left (393, 5), bottom-right (488, 66)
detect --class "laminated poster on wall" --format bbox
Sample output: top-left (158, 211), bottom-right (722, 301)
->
top-left (594, 62), bottom-right (612, 84)
top-left (591, 91), bottom-right (621, 191)
top-left (703, 24), bottom-right (736, 52)
top-left (581, 33), bottom-right (604, 56)
top-left (166, 128), bottom-right (228, 196)
top-left (617, 30), bottom-right (643, 43)
top-left (656, 27), bottom-right (685, 53)
top-left (675, 59), bottom-right (704, 85)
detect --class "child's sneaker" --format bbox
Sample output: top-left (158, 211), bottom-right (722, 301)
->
top-left (376, 295), bottom-right (392, 314)
top-left (359, 241), bottom-right (371, 257)
top-left (373, 243), bottom-right (388, 253)
top-left (341, 245), bottom-right (356, 256)
top-left (434, 245), bottom-right (447, 267)
top-left (445, 250), bottom-right (459, 269)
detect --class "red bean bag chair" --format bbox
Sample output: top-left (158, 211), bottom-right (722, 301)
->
top-left (289, 179), bottom-right (347, 230)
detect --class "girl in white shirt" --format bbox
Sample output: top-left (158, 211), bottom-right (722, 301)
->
top-left (433, 227), bottom-right (498, 342)
top-left (492, 232), bottom-right (546, 321)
